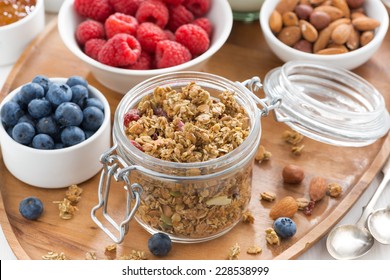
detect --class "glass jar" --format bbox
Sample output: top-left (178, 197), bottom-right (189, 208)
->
top-left (227, 0), bottom-right (264, 22)
top-left (91, 62), bottom-right (390, 244)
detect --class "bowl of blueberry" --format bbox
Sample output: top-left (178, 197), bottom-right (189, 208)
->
top-left (0, 75), bottom-right (111, 189)
top-left (57, 0), bottom-right (233, 93)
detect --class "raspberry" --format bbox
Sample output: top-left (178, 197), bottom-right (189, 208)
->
top-left (136, 22), bottom-right (168, 53)
top-left (98, 34), bottom-right (141, 67)
top-left (84, 38), bottom-right (106, 60)
top-left (162, 0), bottom-right (185, 5)
top-left (167, 4), bottom-right (194, 32)
top-left (76, 20), bottom-right (105, 45)
top-left (109, 0), bottom-right (143, 16)
top-left (74, 0), bottom-right (114, 22)
top-left (175, 24), bottom-right (209, 56)
top-left (105, 13), bottom-right (139, 38)
top-left (155, 40), bottom-right (191, 69)
top-left (192, 17), bottom-right (212, 37)
top-left (126, 51), bottom-right (153, 70)
top-left (123, 109), bottom-right (140, 127)
top-left (135, 0), bottom-right (169, 29)
top-left (164, 29), bottom-right (175, 41)
top-left (184, 0), bottom-right (210, 17)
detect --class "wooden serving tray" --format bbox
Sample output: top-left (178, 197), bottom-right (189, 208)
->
top-left (1, 18), bottom-right (389, 260)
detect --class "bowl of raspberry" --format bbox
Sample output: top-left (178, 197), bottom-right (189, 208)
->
top-left (0, 75), bottom-right (111, 188)
top-left (58, 0), bottom-right (233, 93)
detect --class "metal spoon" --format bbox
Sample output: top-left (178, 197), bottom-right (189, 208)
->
top-left (326, 157), bottom-right (390, 259)
top-left (368, 206), bottom-right (390, 245)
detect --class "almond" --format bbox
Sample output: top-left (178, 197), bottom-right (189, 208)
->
top-left (346, 28), bottom-right (360, 50)
top-left (283, 11), bottom-right (299, 26)
top-left (360, 30), bottom-right (374, 46)
top-left (331, 23), bottom-right (352, 45)
top-left (313, 26), bottom-right (332, 52)
top-left (331, 0), bottom-right (350, 18)
top-left (309, 176), bottom-right (328, 201)
top-left (276, 0), bottom-right (299, 14)
top-left (269, 10), bottom-right (283, 33)
top-left (300, 19), bottom-right (318, 42)
top-left (352, 17), bottom-right (380, 31)
top-left (277, 26), bottom-right (301, 46)
top-left (269, 196), bottom-right (298, 220)
top-left (316, 47), bottom-right (348, 54)
top-left (314, 5), bottom-right (344, 21)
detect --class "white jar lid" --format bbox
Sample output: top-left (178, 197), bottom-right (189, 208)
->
top-left (262, 61), bottom-right (390, 147)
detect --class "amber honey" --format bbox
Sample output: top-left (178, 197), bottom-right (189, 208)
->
top-left (0, 0), bottom-right (36, 27)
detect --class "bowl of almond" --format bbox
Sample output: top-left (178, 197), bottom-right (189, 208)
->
top-left (259, 0), bottom-right (388, 70)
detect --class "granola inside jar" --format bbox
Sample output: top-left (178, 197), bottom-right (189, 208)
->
top-left (112, 72), bottom-right (262, 243)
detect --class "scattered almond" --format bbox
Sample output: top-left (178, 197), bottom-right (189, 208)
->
top-left (269, 196), bottom-right (298, 220)
top-left (309, 176), bottom-right (328, 201)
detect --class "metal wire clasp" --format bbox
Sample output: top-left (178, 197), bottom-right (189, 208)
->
top-left (236, 76), bottom-right (281, 117)
top-left (91, 144), bottom-right (143, 244)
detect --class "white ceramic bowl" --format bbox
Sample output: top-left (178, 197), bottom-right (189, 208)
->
top-left (57, 0), bottom-right (233, 94)
top-left (0, 0), bottom-right (45, 66)
top-left (44, 0), bottom-right (65, 13)
top-left (259, 0), bottom-right (389, 70)
top-left (0, 78), bottom-right (111, 189)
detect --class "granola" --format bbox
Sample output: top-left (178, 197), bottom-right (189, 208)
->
top-left (246, 245), bottom-right (262, 255)
top-left (42, 251), bottom-right (67, 260)
top-left (123, 82), bottom-right (253, 239)
top-left (118, 250), bottom-right (147, 260)
top-left (227, 243), bottom-right (240, 260)
top-left (242, 210), bottom-right (255, 224)
top-left (265, 228), bottom-right (280, 246)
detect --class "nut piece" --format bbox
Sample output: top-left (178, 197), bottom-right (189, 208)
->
top-left (282, 130), bottom-right (304, 145)
top-left (227, 243), bottom-right (241, 260)
top-left (246, 245), bottom-right (262, 255)
top-left (282, 164), bottom-right (305, 184)
top-left (327, 182), bottom-right (343, 197)
top-left (265, 228), bottom-right (280, 245)
top-left (242, 210), bottom-right (255, 224)
top-left (360, 30), bottom-right (374, 46)
top-left (296, 197), bottom-right (310, 210)
top-left (278, 26), bottom-right (302, 46)
top-left (269, 196), bottom-right (298, 220)
top-left (352, 17), bottom-right (380, 31)
top-left (331, 23), bottom-right (352, 45)
top-left (255, 145), bottom-right (272, 162)
top-left (300, 19), bottom-right (318, 42)
top-left (276, 0), bottom-right (300, 14)
top-left (309, 176), bottom-right (328, 201)
top-left (260, 191), bottom-right (277, 202)
top-left (269, 10), bottom-right (283, 33)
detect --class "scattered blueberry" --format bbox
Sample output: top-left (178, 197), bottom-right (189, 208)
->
top-left (36, 115), bottom-right (59, 135)
top-left (61, 126), bottom-right (86, 147)
top-left (19, 196), bottom-right (44, 220)
top-left (46, 83), bottom-right (72, 107)
top-left (28, 99), bottom-right (52, 119)
top-left (1, 101), bottom-right (24, 127)
top-left (55, 102), bottom-right (83, 127)
top-left (82, 106), bottom-right (104, 131)
top-left (66, 76), bottom-right (88, 88)
top-left (273, 217), bottom-right (297, 239)
top-left (70, 85), bottom-right (89, 108)
top-left (32, 134), bottom-right (55, 150)
top-left (18, 83), bottom-right (45, 108)
top-left (85, 97), bottom-right (105, 111)
top-left (148, 232), bottom-right (172, 257)
top-left (32, 75), bottom-right (51, 93)
top-left (12, 122), bottom-right (35, 145)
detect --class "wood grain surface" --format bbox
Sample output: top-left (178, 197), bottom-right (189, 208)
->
top-left (0, 18), bottom-right (389, 260)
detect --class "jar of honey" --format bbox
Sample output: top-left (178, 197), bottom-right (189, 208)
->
top-left (0, 0), bottom-right (36, 27)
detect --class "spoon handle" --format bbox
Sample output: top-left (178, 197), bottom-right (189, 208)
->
top-left (356, 157), bottom-right (390, 228)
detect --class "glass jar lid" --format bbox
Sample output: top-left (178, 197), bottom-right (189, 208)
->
top-left (263, 61), bottom-right (390, 147)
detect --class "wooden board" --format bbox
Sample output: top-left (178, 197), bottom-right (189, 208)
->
top-left (1, 18), bottom-right (389, 260)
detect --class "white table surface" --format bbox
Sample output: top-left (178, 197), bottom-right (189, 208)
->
top-left (0, 11), bottom-right (389, 261)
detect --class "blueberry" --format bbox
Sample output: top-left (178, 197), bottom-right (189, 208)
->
top-left (61, 126), bottom-right (86, 147)
top-left (28, 99), bottom-right (52, 119)
top-left (17, 114), bottom-right (36, 126)
top-left (66, 76), bottom-right (88, 88)
top-left (46, 83), bottom-right (72, 107)
top-left (85, 97), bottom-right (104, 111)
top-left (54, 142), bottom-right (64, 149)
top-left (82, 106), bottom-right (104, 131)
top-left (12, 122), bottom-right (35, 145)
top-left (70, 85), bottom-right (89, 108)
top-left (148, 232), bottom-right (172, 256)
top-left (32, 134), bottom-right (55, 150)
top-left (55, 102), bottom-right (83, 127)
top-left (84, 130), bottom-right (95, 139)
top-left (32, 75), bottom-right (51, 93)
top-left (36, 115), bottom-right (59, 135)
top-left (19, 196), bottom-right (43, 220)
top-left (17, 82), bottom-right (45, 108)
top-left (273, 217), bottom-right (297, 239)
top-left (0, 101), bottom-right (24, 126)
